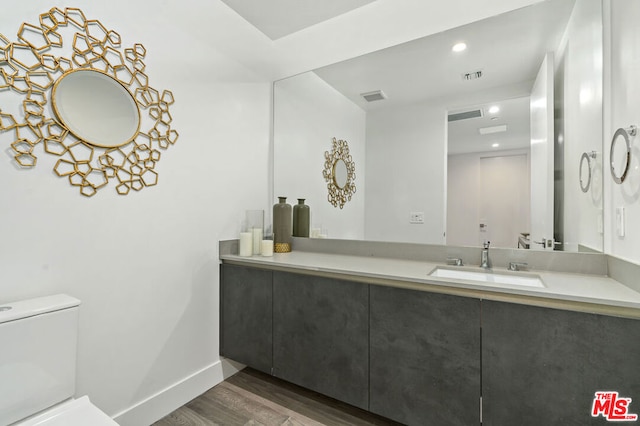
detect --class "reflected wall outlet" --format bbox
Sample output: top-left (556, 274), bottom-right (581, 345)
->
top-left (410, 212), bottom-right (425, 224)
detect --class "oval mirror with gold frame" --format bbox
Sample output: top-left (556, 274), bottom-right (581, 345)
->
top-left (322, 137), bottom-right (356, 209)
top-left (0, 7), bottom-right (178, 197)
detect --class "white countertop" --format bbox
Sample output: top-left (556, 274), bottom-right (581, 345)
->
top-left (220, 251), bottom-right (640, 318)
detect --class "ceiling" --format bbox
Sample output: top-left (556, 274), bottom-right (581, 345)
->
top-left (228, 0), bottom-right (575, 154)
top-left (312, 0), bottom-right (573, 111)
top-left (309, 0), bottom-right (575, 154)
top-left (219, 0), bottom-right (377, 40)
top-left (447, 96), bottom-right (531, 155)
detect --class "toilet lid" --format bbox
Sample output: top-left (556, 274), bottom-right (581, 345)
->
top-left (15, 396), bottom-right (118, 426)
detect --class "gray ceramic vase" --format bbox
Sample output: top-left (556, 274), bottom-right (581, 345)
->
top-left (293, 199), bottom-right (310, 237)
top-left (273, 197), bottom-right (292, 252)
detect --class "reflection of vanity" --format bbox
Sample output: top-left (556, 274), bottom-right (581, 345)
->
top-left (219, 239), bottom-right (640, 425)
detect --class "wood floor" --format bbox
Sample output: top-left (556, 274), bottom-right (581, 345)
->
top-left (153, 368), bottom-right (403, 426)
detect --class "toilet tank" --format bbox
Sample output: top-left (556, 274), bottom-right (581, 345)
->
top-left (0, 295), bottom-right (81, 425)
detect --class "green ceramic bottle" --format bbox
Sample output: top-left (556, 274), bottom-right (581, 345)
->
top-left (273, 197), bottom-right (292, 252)
top-left (293, 199), bottom-right (310, 237)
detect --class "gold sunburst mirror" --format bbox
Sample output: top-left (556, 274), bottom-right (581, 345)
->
top-left (322, 137), bottom-right (356, 209)
top-left (0, 7), bottom-right (178, 196)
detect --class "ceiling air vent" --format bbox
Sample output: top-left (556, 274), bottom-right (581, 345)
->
top-left (361, 90), bottom-right (387, 102)
top-left (448, 109), bottom-right (483, 122)
top-left (462, 70), bottom-right (483, 81)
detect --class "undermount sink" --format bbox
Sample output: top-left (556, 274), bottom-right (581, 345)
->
top-left (429, 267), bottom-right (545, 288)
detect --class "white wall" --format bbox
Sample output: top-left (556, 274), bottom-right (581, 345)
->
top-left (556, 0), bottom-right (604, 252)
top-left (0, 2), bottom-right (273, 425)
top-left (607, 0), bottom-right (640, 262)
top-left (273, 72), bottom-right (366, 239)
top-left (365, 102), bottom-right (446, 244)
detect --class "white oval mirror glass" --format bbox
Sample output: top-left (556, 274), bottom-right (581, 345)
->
top-left (333, 159), bottom-right (348, 189)
top-left (52, 69), bottom-right (140, 148)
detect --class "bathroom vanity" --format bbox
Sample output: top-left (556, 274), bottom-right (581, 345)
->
top-left (219, 239), bottom-right (640, 426)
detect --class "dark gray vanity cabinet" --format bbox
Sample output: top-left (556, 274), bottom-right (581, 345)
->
top-left (482, 300), bottom-right (640, 426)
top-left (369, 285), bottom-right (481, 426)
top-left (272, 271), bottom-right (370, 410)
top-left (220, 264), bottom-right (273, 374)
top-left (220, 261), bottom-right (640, 426)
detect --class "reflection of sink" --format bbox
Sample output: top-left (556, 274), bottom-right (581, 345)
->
top-left (429, 267), bottom-right (545, 288)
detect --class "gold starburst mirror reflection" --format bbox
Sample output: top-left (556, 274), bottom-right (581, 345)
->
top-left (322, 137), bottom-right (356, 209)
top-left (0, 7), bottom-right (178, 196)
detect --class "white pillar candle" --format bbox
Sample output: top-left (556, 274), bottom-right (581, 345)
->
top-left (252, 228), bottom-right (263, 255)
top-left (261, 240), bottom-right (274, 257)
top-left (239, 232), bottom-right (253, 256)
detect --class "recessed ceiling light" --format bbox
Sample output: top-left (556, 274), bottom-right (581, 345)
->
top-left (452, 42), bottom-right (467, 53)
top-left (492, 143), bottom-right (500, 148)
top-left (488, 105), bottom-right (500, 114)
top-left (479, 125), bottom-right (507, 135)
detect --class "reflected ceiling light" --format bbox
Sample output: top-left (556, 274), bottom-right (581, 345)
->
top-left (452, 42), bottom-right (467, 52)
top-left (580, 87), bottom-right (594, 105)
top-left (479, 125), bottom-right (507, 135)
top-left (488, 105), bottom-right (500, 114)
top-left (531, 98), bottom-right (546, 109)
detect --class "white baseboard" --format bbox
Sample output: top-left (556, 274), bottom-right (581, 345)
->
top-left (112, 358), bottom-right (244, 426)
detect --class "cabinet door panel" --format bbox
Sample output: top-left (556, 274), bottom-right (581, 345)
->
top-left (273, 271), bottom-right (369, 410)
top-left (482, 300), bottom-right (640, 426)
top-left (370, 285), bottom-right (481, 426)
top-left (220, 264), bottom-right (272, 374)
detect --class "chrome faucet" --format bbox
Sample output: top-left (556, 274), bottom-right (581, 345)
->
top-left (480, 241), bottom-right (491, 269)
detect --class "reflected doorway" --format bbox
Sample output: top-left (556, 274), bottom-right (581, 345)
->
top-left (447, 152), bottom-right (530, 248)
top-left (446, 97), bottom-right (532, 249)
top-left (479, 154), bottom-right (530, 247)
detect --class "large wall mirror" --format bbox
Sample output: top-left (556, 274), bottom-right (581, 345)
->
top-left (273, 0), bottom-right (603, 252)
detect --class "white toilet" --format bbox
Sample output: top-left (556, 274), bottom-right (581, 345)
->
top-left (0, 294), bottom-right (119, 425)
